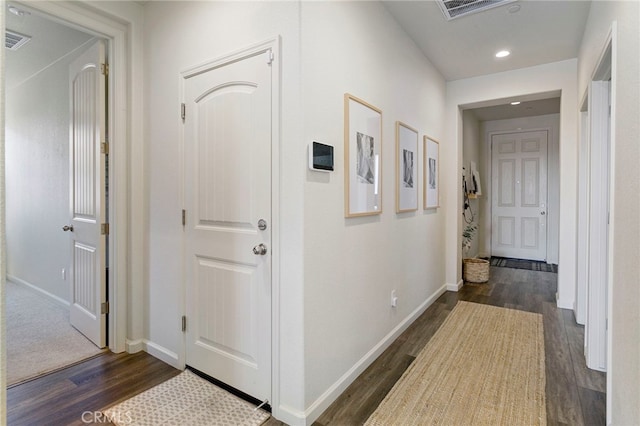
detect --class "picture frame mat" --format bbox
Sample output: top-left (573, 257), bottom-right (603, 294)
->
top-left (344, 93), bottom-right (383, 217)
top-left (396, 121), bottom-right (419, 213)
top-left (424, 135), bottom-right (440, 209)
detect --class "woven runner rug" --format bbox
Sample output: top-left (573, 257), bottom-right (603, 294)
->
top-left (103, 370), bottom-right (270, 426)
top-left (365, 301), bottom-right (546, 426)
top-left (491, 256), bottom-right (558, 273)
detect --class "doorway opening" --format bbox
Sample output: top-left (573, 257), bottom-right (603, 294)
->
top-left (460, 93), bottom-right (561, 266)
top-left (4, 4), bottom-right (109, 385)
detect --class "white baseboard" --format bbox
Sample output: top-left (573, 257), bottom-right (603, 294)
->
top-left (556, 298), bottom-right (574, 310)
top-left (272, 404), bottom-right (307, 426)
top-left (126, 339), bottom-right (145, 353)
top-left (7, 274), bottom-right (70, 308)
top-left (302, 284), bottom-right (448, 425)
top-left (446, 279), bottom-right (464, 292)
top-left (143, 339), bottom-right (181, 369)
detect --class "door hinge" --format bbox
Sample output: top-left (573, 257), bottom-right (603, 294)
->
top-left (267, 50), bottom-right (274, 65)
top-left (181, 103), bottom-right (186, 121)
top-left (101, 223), bottom-right (110, 235)
top-left (101, 142), bottom-right (109, 155)
top-left (182, 315), bottom-right (187, 332)
top-left (101, 63), bottom-right (109, 76)
top-left (182, 209), bottom-right (186, 226)
top-left (101, 301), bottom-right (109, 315)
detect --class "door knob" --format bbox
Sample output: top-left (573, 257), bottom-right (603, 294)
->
top-left (62, 225), bottom-right (74, 232)
top-left (253, 243), bottom-right (267, 255)
top-left (540, 211), bottom-right (546, 216)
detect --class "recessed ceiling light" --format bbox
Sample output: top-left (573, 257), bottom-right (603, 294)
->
top-left (508, 4), bottom-right (521, 13)
top-left (496, 50), bottom-right (511, 58)
top-left (510, 101), bottom-right (521, 105)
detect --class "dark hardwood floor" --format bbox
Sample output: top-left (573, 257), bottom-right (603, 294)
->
top-left (7, 266), bottom-right (606, 425)
top-left (6, 351), bottom-right (181, 425)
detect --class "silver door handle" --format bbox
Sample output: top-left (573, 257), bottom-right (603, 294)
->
top-left (253, 244), bottom-right (267, 255)
top-left (62, 225), bottom-right (74, 232)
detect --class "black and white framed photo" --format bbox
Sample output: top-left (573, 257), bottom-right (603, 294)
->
top-left (396, 121), bottom-right (419, 213)
top-left (344, 94), bottom-right (382, 217)
top-left (424, 136), bottom-right (440, 209)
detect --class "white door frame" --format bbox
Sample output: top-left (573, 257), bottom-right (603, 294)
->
top-left (178, 36), bottom-right (282, 415)
top-left (574, 95), bottom-right (589, 326)
top-left (584, 29), bottom-right (614, 374)
top-left (14, 1), bottom-right (142, 353)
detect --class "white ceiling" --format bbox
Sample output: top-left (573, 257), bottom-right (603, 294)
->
top-left (470, 96), bottom-right (560, 121)
top-left (383, 0), bottom-right (592, 82)
top-left (383, 0), bottom-right (590, 120)
top-left (5, 3), bottom-right (94, 90)
top-left (6, 0), bottom-right (586, 121)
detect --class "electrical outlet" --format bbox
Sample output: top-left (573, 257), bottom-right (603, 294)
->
top-left (391, 290), bottom-right (398, 308)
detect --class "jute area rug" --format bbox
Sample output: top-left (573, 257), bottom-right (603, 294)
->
top-left (366, 301), bottom-right (546, 426)
top-left (103, 369), bottom-right (271, 426)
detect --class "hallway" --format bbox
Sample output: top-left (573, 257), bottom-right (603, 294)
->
top-left (314, 266), bottom-right (606, 425)
top-left (6, 266), bottom-right (605, 425)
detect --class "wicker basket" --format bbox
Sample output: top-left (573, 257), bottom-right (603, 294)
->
top-left (463, 258), bottom-right (490, 283)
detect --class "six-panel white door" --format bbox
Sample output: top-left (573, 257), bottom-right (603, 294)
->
top-left (491, 131), bottom-right (548, 261)
top-left (68, 40), bottom-right (107, 348)
top-left (183, 48), bottom-right (273, 402)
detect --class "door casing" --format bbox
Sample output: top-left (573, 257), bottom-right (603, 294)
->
top-left (18, 0), bottom-right (141, 353)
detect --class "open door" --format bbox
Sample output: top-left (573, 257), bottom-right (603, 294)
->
top-left (66, 40), bottom-right (108, 348)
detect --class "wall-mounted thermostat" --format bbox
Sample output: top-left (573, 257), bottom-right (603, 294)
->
top-left (308, 141), bottom-right (334, 172)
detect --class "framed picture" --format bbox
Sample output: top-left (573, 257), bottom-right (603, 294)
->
top-left (424, 136), bottom-right (440, 209)
top-left (396, 121), bottom-right (419, 213)
top-left (344, 94), bottom-right (383, 217)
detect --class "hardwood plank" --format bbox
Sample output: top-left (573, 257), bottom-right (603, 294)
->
top-left (563, 310), bottom-right (607, 393)
top-left (542, 301), bottom-right (584, 425)
top-left (578, 386), bottom-right (606, 426)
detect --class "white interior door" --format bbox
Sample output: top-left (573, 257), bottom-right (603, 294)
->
top-left (183, 47), bottom-right (273, 402)
top-left (491, 131), bottom-right (548, 261)
top-left (67, 40), bottom-right (107, 348)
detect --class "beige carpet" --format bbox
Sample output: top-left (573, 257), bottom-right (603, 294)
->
top-left (366, 301), bottom-right (546, 426)
top-left (6, 280), bottom-right (103, 386)
top-left (103, 369), bottom-right (271, 426)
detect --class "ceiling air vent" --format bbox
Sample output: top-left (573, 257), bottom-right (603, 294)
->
top-left (5, 29), bottom-right (31, 51)
top-left (437, 0), bottom-right (517, 20)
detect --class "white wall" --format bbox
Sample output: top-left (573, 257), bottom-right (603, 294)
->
top-left (577, 2), bottom-right (640, 423)
top-left (143, 2), bottom-right (305, 423)
top-left (462, 110), bottom-right (482, 258)
top-left (445, 59), bottom-right (578, 308)
top-left (5, 43), bottom-right (92, 304)
top-left (480, 114), bottom-right (560, 263)
top-left (1, 1), bottom-right (7, 413)
top-left (301, 2), bottom-right (447, 421)
top-left (143, 2), bottom-right (447, 424)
